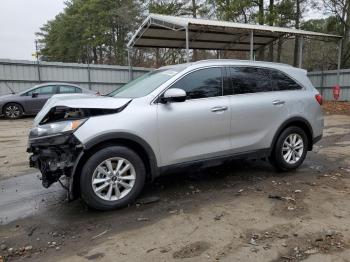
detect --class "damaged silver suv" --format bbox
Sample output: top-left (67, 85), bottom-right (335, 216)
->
top-left (28, 60), bottom-right (324, 210)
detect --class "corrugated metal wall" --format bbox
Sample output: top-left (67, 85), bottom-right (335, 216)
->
top-left (0, 59), bottom-right (151, 96)
top-left (0, 59), bottom-right (349, 101)
top-left (308, 69), bottom-right (350, 101)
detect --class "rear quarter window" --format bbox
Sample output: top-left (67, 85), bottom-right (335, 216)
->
top-left (271, 71), bottom-right (303, 91)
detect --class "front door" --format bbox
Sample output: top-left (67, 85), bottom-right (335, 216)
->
top-left (25, 85), bottom-right (57, 113)
top-left (157, 67), bottom-right (231, 166)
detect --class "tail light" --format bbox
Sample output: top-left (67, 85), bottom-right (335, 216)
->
top-left (315, 94), bottom-right (323, 105)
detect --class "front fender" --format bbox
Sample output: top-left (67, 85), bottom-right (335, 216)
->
top-left (68, 132), bottom-right (159, 200)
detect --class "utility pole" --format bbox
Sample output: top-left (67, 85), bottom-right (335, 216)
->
top-left (35, 40), bottom-right (41, 82)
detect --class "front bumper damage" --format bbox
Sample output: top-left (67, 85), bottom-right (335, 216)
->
top-left (27, 133), bottom-right (82, 189)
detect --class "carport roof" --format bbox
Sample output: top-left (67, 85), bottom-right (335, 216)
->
top-left (127, 13), bottom-right (341, 52)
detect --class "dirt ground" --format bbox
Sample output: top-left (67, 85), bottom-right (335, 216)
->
top-left (0, 117), bottom-right (34, 179)
top-left (0, 110), bottom-right (350, 262)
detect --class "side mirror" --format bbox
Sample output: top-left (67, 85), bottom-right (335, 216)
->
top-left (161, 88), bottom-right (186, 103)
top-left (31, 92), bottom-right (39, 98)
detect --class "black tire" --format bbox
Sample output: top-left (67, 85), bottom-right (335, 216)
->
top-left (3, 103), bottom-right (23, 119)
top-left (269, 126), bottom-right (308, 171)
top-left (80, 146), bottom-right (146, 211)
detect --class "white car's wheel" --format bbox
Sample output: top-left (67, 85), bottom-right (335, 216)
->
top-left (270, 126), bottom-right (308, 171)
top-left (80, 146), bottom-right (146, 210)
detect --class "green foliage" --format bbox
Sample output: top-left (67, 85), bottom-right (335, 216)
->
top-left (213, 0), bottom-right (255, 23)
top-left (302, 16), bottom-right (342, 35)
top-left (37, 0), bottom-right (142, 64)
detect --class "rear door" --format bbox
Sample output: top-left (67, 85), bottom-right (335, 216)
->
top-left (157, 67), bottom-right (232, 166)
top-left (228, 66), bottom-right (288, 153)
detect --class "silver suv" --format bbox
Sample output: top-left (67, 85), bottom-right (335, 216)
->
top-left (28, 60), bottom-right (324, 210)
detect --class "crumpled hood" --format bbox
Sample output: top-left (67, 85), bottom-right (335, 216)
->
top-left (33, 94), bottom-right (131, 126)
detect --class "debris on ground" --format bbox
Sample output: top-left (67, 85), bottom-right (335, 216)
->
top-left (137, 217), bottom-right (149, 222)
top-left (172, 241), bottom-right (211, 259)
top-left (136, 196), bottom-right (160, 205)
top-left (214, 213), bottom-right (224, 221)
top-left (24, 245), bottom-right (32, 251)
top-left (268, 195), bottom-right (295, 202)
top-left (27, 225), bottom-right (38, 236)
top-left (249, 234), bottom-right (259, 246)
top-left (91, 230), bottom-right (109, 240)
top-left (277, 231), bottom-right (347, 260)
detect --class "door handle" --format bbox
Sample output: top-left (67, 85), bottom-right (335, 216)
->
top-left (272, 100), bottom-right (285, 105)
top-left (211, 106), bottom-right (228, 112)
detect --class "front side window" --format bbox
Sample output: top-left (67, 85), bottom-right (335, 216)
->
top-left (170, 67), bottom-right (223, 99)
top-left (230, 67), bottom-right (272, 94)
top-left (27, 85), bottom-right (56, 95)
top-left (271, 71), bottom-right (303, 91)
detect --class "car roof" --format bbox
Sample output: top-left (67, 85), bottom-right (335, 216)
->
top-left (160, 59), bottom-right (301, 72)
top-left (19, 82), bottom-right (84, 94)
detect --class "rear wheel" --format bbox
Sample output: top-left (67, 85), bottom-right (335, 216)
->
top-left (3, 103), bottom-right (23, 119)
top-left (270, 126), bottom-right (308, 171)
top-left (80, 146), bottom-right (146, 211)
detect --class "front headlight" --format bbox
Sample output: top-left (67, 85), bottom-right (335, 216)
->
top-left (29, 119), bottom-right (87, 139)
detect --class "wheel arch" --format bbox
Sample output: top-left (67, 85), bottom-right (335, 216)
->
top-left (69, 132), bottom-right (159, 200)
top-left (271, 117), bottom-right (314, 152)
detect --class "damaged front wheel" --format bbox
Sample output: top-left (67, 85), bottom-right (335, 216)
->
top-left (80, 146), bottom-right (146, 211)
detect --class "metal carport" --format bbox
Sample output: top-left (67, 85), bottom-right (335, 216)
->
top-left (127, 13), bottom-right (342, 80)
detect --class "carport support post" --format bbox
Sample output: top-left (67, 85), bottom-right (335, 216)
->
top-left (337, 39), bottom-right (342, 85)
top-left (250, 30), bottom-right (254, 60)
top-left (87, 63), bottom-right (91, 90)
top-left (298, 36), bottom-right (303, 68)
top-left (185, 26), bottom-right (190, 63)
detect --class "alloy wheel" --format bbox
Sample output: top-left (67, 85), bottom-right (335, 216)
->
top-left (91, 157), bottom-right (136, 201)
top-left (5, 105), bottom-right (21, 118)
top-left (282, 133), bottom-right (304, 165)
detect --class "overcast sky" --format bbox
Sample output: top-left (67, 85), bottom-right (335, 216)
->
top-left (0, 0), bottom-right (65, 60)
top-left (0, 0), bottom-right (327, 61)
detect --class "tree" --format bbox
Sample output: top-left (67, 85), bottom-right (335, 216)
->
top-left (37, 0), bottom-right (142, 65)
top-left (212, 0), bottom-right (255, 23)
top-left (323, 0), bottom-right (350, 68)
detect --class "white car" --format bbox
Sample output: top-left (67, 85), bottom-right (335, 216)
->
top-left (27, 60), bottom-right (324, 210)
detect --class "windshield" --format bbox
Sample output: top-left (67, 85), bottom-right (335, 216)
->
top-left (108, 69), bottom-right (180, 98)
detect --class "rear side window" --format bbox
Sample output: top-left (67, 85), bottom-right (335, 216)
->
top-left (170, 67), bottom-right (223, 99)
top-left (229, 67), bottom-right (272, 94)
top-left (271, 71), bottom-right (303, 91)
top-left (59, 85), bottom-right (81, 94)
